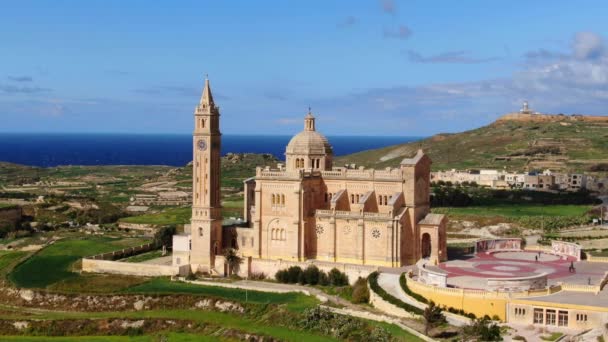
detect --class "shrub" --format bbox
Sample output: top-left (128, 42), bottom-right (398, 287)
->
top-left (286, 266), bottom-right (303, 283)
top-left (249, 272), bottom-right (266, 280)
top-left (368, 272), bottom-right (423, 315)
top-left (513, 335), bottom-right (527, 341)
top-left (328, 268), bottom-right (349, 286)
top-left (463, 317), bottom-right (501, 341)
top-left (298, 306), bottom-right (367, 340)
top-left (275, 269), bottom-right (289, 283)
top-left (351, 277), bottom-right (370, 304)
top-left (319, 271), bottom-right (329, 286)
top-left (302, 265), bottom-right (320, 285)
top-left (399, 273), bottom-right (428, 303)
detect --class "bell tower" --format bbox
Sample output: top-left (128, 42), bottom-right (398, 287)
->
top-left (190, 76), bottom-right (222, 272)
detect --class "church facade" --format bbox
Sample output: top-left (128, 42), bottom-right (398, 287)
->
top-left (174, 78), bottom-right (447, 274)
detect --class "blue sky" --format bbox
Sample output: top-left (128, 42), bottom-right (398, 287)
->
top-left (1, 0), bottom-right (608, 135)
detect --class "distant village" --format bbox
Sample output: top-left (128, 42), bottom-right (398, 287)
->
top-left (431, 169), bottom-right (606, 192)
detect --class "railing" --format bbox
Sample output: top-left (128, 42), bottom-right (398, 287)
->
top-left (587, 254), bottom-right (608, 263)
top-left (86, 242), bottom-right (157, 261)
top-left (315, 209), bottom-right (393, 220)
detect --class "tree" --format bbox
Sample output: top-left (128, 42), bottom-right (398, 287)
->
top-left (423, 301), bottom-right (446, 336)
top-left (154, 225), bottom-right (176, 248)
top-left (223, 248), bottom-right (243, 275)
top-left (351, 277), bottom-right (369, 304)
top-left (463, 317), bottom-right (502, 341)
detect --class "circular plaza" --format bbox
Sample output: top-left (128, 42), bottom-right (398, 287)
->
top-left (417, 238), bottom-right (608, 291)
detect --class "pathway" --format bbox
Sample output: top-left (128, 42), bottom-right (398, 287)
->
top-left (181, 278), bottom-right (437, 339)
top-left (377, 273), bottom-right (470, 327)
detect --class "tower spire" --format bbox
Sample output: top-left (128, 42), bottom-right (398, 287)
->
top-left (304, 108), bottom-right (315, 131)
top-left (199, 75), bottom-right (215, 108)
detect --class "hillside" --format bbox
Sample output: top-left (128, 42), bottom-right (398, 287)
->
top-left (336, 114), bottom-right (608, 172)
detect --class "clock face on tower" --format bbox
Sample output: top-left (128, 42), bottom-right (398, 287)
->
top-left (197, 139), bottom-right (207, 151)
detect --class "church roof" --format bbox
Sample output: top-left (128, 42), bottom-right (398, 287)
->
top-left (286, 111), bottom-right (333, 156)
top-left (286, 130), bottom-right (333, 155)
top-left (400, 149), bottom-right (427, 166)
top-left (419, 213), bottom-right (445, 226)
top-left (199, 77), bottom-right (214, 107)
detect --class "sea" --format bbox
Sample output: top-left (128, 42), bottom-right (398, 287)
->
top-left (0, 133), bottom-right (422, 167)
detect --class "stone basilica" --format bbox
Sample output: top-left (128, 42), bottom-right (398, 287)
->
top-left (173, 78), bottom-right (447, 275)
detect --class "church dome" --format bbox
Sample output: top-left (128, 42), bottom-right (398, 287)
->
top-left (286, 130), bottom-right (333, 155)
top-left (285, 111), bottom-right (333, 156)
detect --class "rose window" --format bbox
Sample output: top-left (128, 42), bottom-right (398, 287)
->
top-left (372, 229), bottom-right (381, 239)
top-left (316, 225), bottom-right (324, 235)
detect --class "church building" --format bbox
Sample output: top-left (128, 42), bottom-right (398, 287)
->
top-left (173, 78), bottom-right (447, 274)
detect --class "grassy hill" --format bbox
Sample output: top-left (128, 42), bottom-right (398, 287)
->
top-left (336, 115), bottom-right (608, 172)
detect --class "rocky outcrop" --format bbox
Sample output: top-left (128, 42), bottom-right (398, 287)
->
top-left (0, 287), bottom-right (244, 314)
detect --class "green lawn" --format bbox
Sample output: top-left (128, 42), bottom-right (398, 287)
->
top-left (0, 250), bottom-right (28, 276)
top-left (124, 278), bottom-right (318, 312)
top-left (0, 337), bottom-right (153, 342)
top-left (119, 207), bottom-right (191, 225)
top-left (434, 204), bottom-right (591, 218)
top-left (9, 237), bottom-right (147, 288)
top-left (120, 249), bottom-right (163, 263)
top-left (0, 202), bottom-right (17, 209)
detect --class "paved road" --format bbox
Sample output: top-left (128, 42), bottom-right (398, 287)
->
top-left (377, 273), bottom-right (470, 327)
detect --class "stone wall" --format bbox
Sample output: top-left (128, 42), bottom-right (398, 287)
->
top-left (82, 259), bottom-right (190, 277)
top-left (241, 258), bottom-right (378, 285)
top-left (117, 222), bottom-right (156, 233)
top-left (87, 243), bottom-right (157, 261)
top-left (486, 273), bottom-right (547, 292)
top-left (418, 268), bottom-right (447, 287)
top-left (497, 112), bottom-right (608, 123)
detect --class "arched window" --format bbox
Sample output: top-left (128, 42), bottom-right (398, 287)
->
top-left (316, 159), bottom-right (320, 168)
top-left (384, 196), bottom-right (388, 205)
top-left (351, 194), bottom-right (354, 203)
top-left (378, 195), bottom-right (383, 205)
top-left (272, 194), bottom-right (275, 205)
top-left (281, 194), bottom-right (285, 205)
top-left (201, 119), bottom-right (206, 128)
top-left (356, 194), bottom-right (360, 203)
top-left (271, 229), bottom-right (276, 240)
top-left (198, 227), bottom-right (203, 237)
top-left (280, 229), bottom-right (285, 240)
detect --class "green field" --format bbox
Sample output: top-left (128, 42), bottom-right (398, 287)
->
top-left (119, 207), bottom-right (191, 225)
top-left (0, 202), bottom-right (17, 209)
top-left (434, 204), bottom-right (592, 218)
top-left (1, 236), bottom-right (424, 341)
top-left (0, 250), bottom-right (28, 276)
top-left (125, 278), bottom-right (317, 312)
top-left (9, 236), bottom-right (147, 288)
top-left (120, 249), bottom-right (163, 263)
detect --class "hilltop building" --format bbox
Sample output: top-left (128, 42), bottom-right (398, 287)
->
top-left (173, 78), bottom-right (447, 275)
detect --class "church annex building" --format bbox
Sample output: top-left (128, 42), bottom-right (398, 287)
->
top-left (172, 78), bottom-right (447, 277)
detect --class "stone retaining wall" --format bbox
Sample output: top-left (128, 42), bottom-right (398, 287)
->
top-left (243, 258), bottom-right (378, 285)
top-left (87, 243), bottom-right (157, 261)
top-left (82, 259), bottom-right (190, 277)
top-left (117, 222), bottom-right (156, 233)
